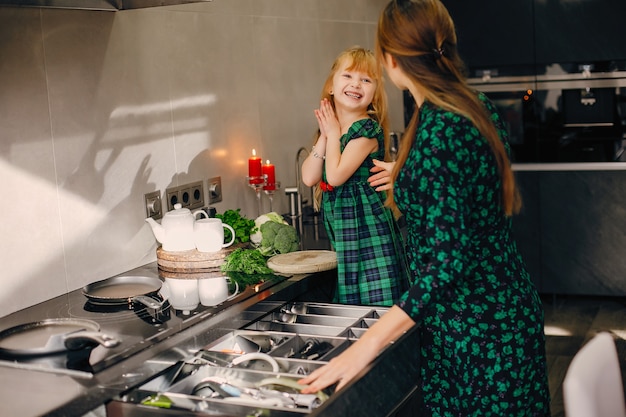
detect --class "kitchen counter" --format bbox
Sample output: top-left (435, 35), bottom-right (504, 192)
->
top-left (0, 260), bottom-right (420, 417)
top-left (0, 263), bottom-right (302, 417)
top-left (513, 162), bottom-right (626, 171)
top-left (511, 166), bottom-right (626, 295)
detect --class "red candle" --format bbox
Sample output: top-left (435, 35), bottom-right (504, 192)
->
top-left (263, 160), bottom-right (276, 191)
top-left (248, 149), bottom-right (263, 184)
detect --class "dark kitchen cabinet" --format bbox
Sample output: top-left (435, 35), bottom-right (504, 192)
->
top-left (439, 2), bottom-right (626, 165)
top-left (443, 0), bottom-right (535, 76)
top-left (511, 171), bottom-right (542, 290)
top-left (443, 0), bottom-right (626, 75)
top-left (512, 168), bottom-right (626, 296)
top-left (534, 0), bottom-right (626, 68)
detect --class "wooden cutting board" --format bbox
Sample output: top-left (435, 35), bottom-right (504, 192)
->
top-left (267, 250), bottom-right (337, 274)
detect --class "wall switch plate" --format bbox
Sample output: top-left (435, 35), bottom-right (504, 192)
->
top-left (207, 176), bottom-right (222, 204)
top-left (144, 191), bottom-right (162, 220)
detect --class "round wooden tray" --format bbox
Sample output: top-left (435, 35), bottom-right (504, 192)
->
top-left (156, 244), bottom-right (244, 273)
top-left (267, 250), bottom-right (337, 274)
top-left (158, 268), bottom-right (226, 280)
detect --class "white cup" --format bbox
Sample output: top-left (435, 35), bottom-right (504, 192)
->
top-left (194, 218), bottom-right (236, 253)
top-left (199, 276), bottom-right (239, 306)
top-left (162, 278), bottom-right (199, 314)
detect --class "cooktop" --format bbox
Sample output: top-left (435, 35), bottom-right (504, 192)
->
top-left (0, 263), bottom-right (286, 378)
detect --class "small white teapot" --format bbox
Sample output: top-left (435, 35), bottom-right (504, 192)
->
top-left (145, 203), bottom-right (206, 252)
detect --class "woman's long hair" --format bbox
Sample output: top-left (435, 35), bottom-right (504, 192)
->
top-left (312, 46), bottom-right (391, 210)
top-left (376, 0), bottom-right (521, 216)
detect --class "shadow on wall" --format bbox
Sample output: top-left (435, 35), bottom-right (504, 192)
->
top-left (0, 10), bottom-right (223, 317)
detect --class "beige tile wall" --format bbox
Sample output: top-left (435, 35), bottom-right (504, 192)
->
top-left (0, 0), bottom-right (403, 317)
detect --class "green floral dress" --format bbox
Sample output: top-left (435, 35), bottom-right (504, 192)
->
top-left (395, 96), bottom-right (551, 416)
top-left (321, 118), bottom-right (408, 307)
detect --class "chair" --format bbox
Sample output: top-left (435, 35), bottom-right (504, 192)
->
top-left (563, 332), bottom-right (626, 417)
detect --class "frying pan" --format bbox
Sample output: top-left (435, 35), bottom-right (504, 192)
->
top-left (0, 318), bottom-right (119, 357)
top-left (82, 275), bottom-right (165, 309)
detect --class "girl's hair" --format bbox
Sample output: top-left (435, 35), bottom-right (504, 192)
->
top-left (375, 0), bottom-right (521, 216)
top-left (319, 46), bottom-right (390, 139)
top-left (312, 46), bottom-right (391, 210)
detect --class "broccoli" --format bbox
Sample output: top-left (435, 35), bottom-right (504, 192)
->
top-left (258, 221), bottom-right (299, 256)
top-left (260, 221), bottom-right (280, 247)
top-left (250, 212), bottom-right (287, 245)
top-left (273, 225), bottom-right (300, 254)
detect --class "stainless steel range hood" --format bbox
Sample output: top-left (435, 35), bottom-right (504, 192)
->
top-left (0, 0), bottom-right (212, 11)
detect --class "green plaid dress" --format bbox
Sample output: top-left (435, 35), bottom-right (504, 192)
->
top-left (321, 118), bottom-right (408, 307)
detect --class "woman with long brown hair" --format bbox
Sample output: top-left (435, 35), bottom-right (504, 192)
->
top-left (300, 1), bottom-right (551, 415)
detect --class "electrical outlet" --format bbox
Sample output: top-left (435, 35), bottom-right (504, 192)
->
top-left (207, 176), bottom-right (222, 204)
top-left (166, 181), bottom-right (205, 211)
top-left (165, 186), bottom-right (181, 211)
top-left (188, 181), bottom-right (204, 209)
top-left (179, 184), bottom-right (192, 208)
top-left (144, 191), bottom-right (162, 220)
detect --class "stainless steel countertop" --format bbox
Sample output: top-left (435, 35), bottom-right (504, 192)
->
top-left (0, 264), bottom-right (320, 417)
top-left (0, 225), bottom-right (420, 417)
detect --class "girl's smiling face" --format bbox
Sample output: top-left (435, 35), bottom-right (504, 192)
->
top-left (331, 59), bottom-right (377, 113)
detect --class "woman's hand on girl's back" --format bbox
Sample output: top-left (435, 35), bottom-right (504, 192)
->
top-left (368, 159), bottom-right (395, 191)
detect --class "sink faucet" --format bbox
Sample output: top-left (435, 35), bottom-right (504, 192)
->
top-left (295, 146), bottom-right (314, 209)
top-left (286, 147), bottom-right (311, 236)
top-left (295, 146), bottom-right (309, 194)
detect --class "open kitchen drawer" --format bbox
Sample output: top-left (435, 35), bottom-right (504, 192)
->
top-left (106, 302), bottom-right (389, 416)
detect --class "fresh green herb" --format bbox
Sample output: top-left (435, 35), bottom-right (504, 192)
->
top-left (227, 271), bottom-right (279, 288)
top-left (221, 248), bottom-right (273, 275)
top-left (215, 209), bottom-right (255, 244)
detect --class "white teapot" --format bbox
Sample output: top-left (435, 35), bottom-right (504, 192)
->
top-left (145, 203), bottom-right (207, 252)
